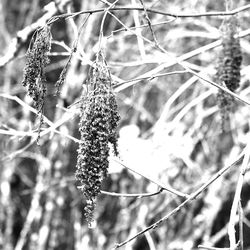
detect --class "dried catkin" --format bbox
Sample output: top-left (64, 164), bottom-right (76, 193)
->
top-left (76, 52), bottom-right (120, 225)
top-left (55, 50), bottom-right (73, 95)
top-left (22, 25), bottom-right (52, 112)
top-left (216, 16), bottom-right (242, 130)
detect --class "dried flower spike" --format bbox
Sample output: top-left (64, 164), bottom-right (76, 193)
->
top-left (219, 17), bottom-right (242, 92)
top-left (55, 50), bottom-right (73, 95)
top-left (22, 25), bottom-right (52, 111)
top-left (216, 16), bottom-right (242, 130)
top-left (76, 51), bottom-right (120, 225)
top-left (22, 25), bottom-right (51, 142)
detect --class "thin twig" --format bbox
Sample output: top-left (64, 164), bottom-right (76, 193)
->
top-left (198, 246), bottom-right (230, 250)
top-left (114, 151), bottom-right (244, 248)
top-left (100, 188), bottom-right (163, 198)
top-left (55, 13), bottom-right (91, 94)
top-left (111, 157), bottom-right (189, 198)
top-left (138, 0), bottom-right (158, 46)
top-left (0, 93), bottom-right (78, 143)
top-left (0, 108), bottom-right (78, 156)
top-left (108, 12), bottom-right (250, 106)
top-left (19, 173), bottom-right (163, 198)
top-left (1, 3), bottom-right (250, 68)
top-left (228, 136), bottom-right (250, 250)
top-left (47, 4), bottom-right (250, 24)
top-left (115, 28), bottom-right (250, 92)
top-left (238, 201), bottom-right (244, 250)
top-left (51, 40), bottom-right (123, 84)
top-left (0, 93), bottom-right (53, 127)
top-left (107, 18), bottom-right (176, 38)
top-left (131, 0), bottom-right (146, 59)
top-left (115, 70), bottom-right (187, 88)
top-left (98, 0), bottom-right (120, 50)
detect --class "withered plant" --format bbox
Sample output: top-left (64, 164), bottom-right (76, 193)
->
top-left (22, 25), bottom-right (52, 140)
top-left (75, 51), bottom-right (120, 225)
top-left (3, 1), bottom-right (250, 249)
top-left (216, 16), bottom-right (242, 130)
top-left (22, 25), bottom-right (51, 111)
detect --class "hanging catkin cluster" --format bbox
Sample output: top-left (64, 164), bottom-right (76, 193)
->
top-left (76, 52), bottom-right (120, 225)
top-left (216, 16), bottom-right (242, 129)
top-left (22, 25), bottom-right (52, 112)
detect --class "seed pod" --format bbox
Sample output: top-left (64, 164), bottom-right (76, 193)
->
top-left (76, 51), bottom-right (120, 225)
top-left (216, 16), bottom-right (242, 131)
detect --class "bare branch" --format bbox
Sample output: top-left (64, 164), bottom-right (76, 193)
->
top-left (138, 0), bottom-right (159, 46)
top-left (238, 201), bottom-right (244, 250)
top-left (111, 157), bottom-right (189, 198)
top-left (55, 13), bottom-right (91, 94)
top-left (228, 134), bottom-right (250, 250)
top-left (199, 246), bottom-right (230, 250)
top-left (107, 12), bottom-right (250, 106)
top-left (100, 188), bottom-right (163, 198)
top-left (114, 151), bottom-right (244, 248)
top-left (115, 70), bottom-right (187, 89)
top-left (49, 4), bottom-right (250, 22)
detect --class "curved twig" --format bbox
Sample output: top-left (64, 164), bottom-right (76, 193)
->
top-left (114, 151), bottom-right (244, 248)
top-left (48, 4), bottom-right (250, 24)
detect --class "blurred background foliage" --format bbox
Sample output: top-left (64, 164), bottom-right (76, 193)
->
top-left (1, 0), bottom-right (250, 249)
